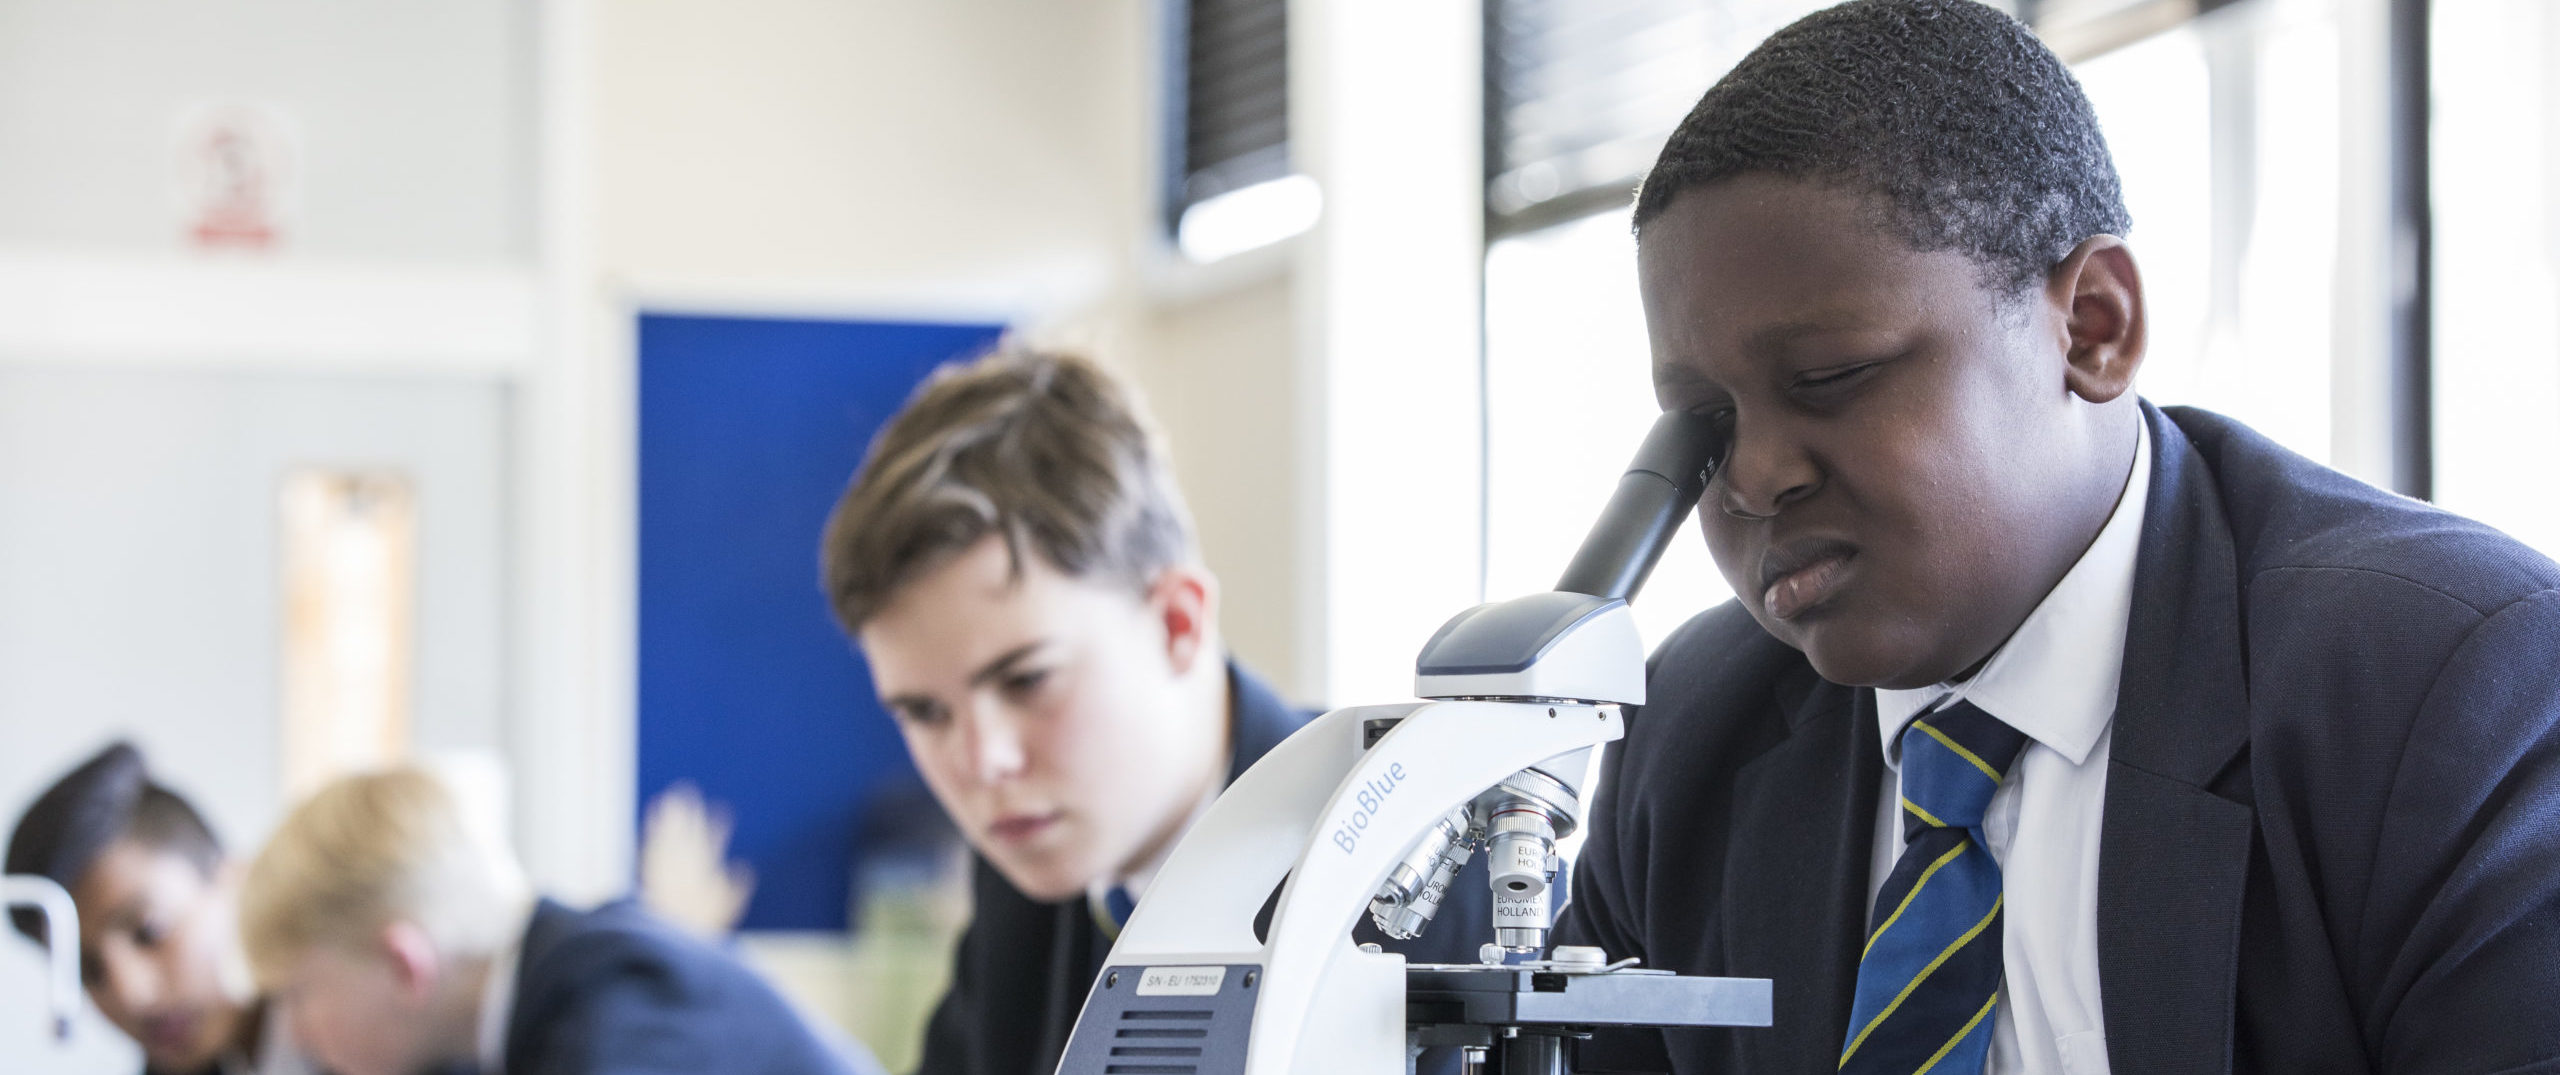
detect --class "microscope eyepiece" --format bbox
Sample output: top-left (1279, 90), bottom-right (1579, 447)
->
top-left (1553, 409), bottom-right (1726, 603)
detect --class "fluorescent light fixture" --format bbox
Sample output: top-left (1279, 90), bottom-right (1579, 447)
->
top-left (1177, 174), bottom-right (1322, 263)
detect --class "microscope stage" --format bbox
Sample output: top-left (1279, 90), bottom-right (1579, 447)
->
top-left (1403, 963), bottom-right (1773, 1036)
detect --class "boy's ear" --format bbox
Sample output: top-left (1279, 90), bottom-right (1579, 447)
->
top-left (378, 920), bottom-right (443, 1001)
top-left (1148, 564), bottom-right (1219, 677)
top-left (2046, 235), bottom-right (2147, 404)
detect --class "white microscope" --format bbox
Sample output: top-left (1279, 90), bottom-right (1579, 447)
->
top-left (1057, 411), bottom-right (1772, 1075)
top-left (6, 872), bottom-right (84, 1042)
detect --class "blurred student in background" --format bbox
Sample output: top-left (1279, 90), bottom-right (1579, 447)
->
top-left (818, 347), bottom-right (1490, 1075)
top-left (6, 741), bottom-right (316, 1075)
top-left (237, 766), bottom-right (876, 1075)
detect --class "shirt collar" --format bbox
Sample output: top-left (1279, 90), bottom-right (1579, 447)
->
top-left (472, 901), bottom-right (538, 1074)
top-left (1875, 418), bottom-right (2152, 769)
top-left (1087, 774), bottom-right (1225, 919)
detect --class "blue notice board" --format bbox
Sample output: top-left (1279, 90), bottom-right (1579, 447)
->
top-left (637, 313), bottom-right (1005, 931)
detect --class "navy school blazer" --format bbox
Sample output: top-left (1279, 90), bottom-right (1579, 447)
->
top-left (914, 663), bottom-right (1498, 1075)
top-left (499, 898), bottom-right (872, 1075)
top-left (1557, 402), bottom-right (2560, 1073)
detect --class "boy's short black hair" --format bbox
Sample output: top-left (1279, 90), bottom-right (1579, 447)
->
top-left (1633, 0), bottom-right (2130, 292)
top-left (6, 741), bottom-right (224, 946)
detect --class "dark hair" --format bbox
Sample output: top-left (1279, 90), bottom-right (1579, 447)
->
top-left (820, 347), bottom-right (1195, 632)
top-left (1632, 0), bottom-right (2130, 292)
top-left (6, 741), bottom-right (224, 946)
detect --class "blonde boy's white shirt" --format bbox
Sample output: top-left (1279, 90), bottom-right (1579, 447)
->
top-left (473, 904), bottom-right (536, 1075)
top-left (1869, 417), bottom-right (2148, 1075)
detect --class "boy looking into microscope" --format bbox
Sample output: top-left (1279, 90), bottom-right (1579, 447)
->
top-left (7, 741), bottom-right (317, 1075)
top-left (819, 347), bottom-right (1488, 1075)
top-left (1555, 1), bottom-right (2560, 1072)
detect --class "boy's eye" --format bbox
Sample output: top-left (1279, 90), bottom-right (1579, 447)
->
top-left (130, 921), bottom-right (164, 948)
top-left (1686, 403), bottom-right (1738, 443)
top-left (1001, 669), bottom-right (1050, 697)
top-left (1793, 362), bottom-right (1879, 390)
top-left (1685, 402), bottom-right (1737, 427)
top-left (891, 700), bottom-right (948, 727)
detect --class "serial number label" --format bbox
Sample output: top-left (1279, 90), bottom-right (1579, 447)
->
top-left (1136, 966), bottom-right (1228, 996)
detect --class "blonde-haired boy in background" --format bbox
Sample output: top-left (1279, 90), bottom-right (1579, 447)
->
top-left (240, 767), bottom-right (875, 1075)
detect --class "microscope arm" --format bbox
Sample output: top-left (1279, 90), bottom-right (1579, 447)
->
top-left (4, 873), bottom-right (81, 1041)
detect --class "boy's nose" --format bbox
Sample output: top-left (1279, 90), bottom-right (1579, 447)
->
top-left (960, 709), bottom-right (1029, 785)
top-left (1717, 419), bottom-right (1819, 519)
top-left (97, 944), bottom-right (160, 1013)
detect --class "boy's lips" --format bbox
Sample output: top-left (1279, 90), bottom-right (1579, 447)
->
top-left (1759, 539), bottom-right (1857, 620)
top-left (138, 1010), bottom-right (202, 1054)
top-left (988, 810), bottom-right (1064, 844)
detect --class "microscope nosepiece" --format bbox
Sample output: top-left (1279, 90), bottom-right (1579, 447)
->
top-left (1487, 810), bottom-right (1555, 898)
top-left (1368, 808), bottom-right (1475, 939)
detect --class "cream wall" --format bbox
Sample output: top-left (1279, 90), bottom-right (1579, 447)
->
top-left (1127, 275), bottom-right (1306, 697)
top-left (585, 0), bottom-right (1316, 699)
top-left (594, 0), bottom-right (1140, 303)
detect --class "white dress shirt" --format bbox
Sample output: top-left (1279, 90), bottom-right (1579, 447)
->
top-left (473, 901), bottom-right (538, 1075)
top-left (1868, 419), bottom-right (2149, 1075)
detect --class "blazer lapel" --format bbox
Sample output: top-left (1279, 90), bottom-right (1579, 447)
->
top-left (500, 898), bottom-right (572, 1072)
top-left (1724, 670), bottom-right (1881, 1070)
top-left (1225, 661), bottom-right (1304, 781)
top-left (1043, 900), bottom-right (1103, 1071)
top-left (2098, 404), bottom-right (2258, 1074)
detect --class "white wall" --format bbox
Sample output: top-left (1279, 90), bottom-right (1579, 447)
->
top-left (0, 0), bottom-right (535, 829)
top-left (0, 367), bottom-right (512, 1073)
top-left (0, 0), bottom-right (533, 261)
top-left (0, 368), bottom-right (513, 818)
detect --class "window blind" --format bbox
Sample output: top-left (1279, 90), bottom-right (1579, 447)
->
top-left (1167, 0), bottom-right (1291, 231)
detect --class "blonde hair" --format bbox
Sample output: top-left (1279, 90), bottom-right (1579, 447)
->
top-left (819, 346), bottom-right (1197, 631)
top-left (239, 767), bottom-right (530, 985)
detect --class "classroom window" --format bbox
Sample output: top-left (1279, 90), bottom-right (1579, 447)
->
top-left (2430, 0), bottom-right (2560, 557)
top-left (1482, 0), bottom-right (1834, 238)
top-left (1165, 0), bottom-right (1310, 263)
top-left (2073, 0), bottom-right (2348, 468)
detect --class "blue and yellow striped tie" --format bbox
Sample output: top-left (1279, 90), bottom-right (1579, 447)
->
top-left (1092, 885), bottom-right (1137, 941)
top-left (1840, 700), bottom-right (2028, 1075)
